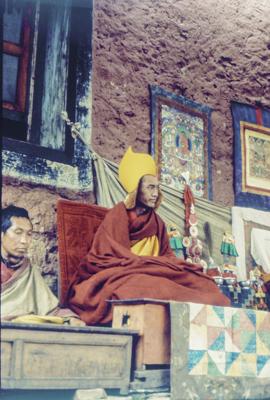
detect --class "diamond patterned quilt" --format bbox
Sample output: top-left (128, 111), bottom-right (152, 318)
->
top-left (170, 302), bottom-right (270, 400)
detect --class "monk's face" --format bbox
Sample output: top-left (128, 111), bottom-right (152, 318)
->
top-left (137, 175), bottom-right (159, 209)
top-left (1, 217), bottom-right (33, 261)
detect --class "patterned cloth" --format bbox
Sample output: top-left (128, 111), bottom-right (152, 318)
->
top-left (170, 302), bottom-right (270, 400)
top-left (218, 284), bottom-right (270, 311)
top-left (219, 284), bottom-right (256, 309)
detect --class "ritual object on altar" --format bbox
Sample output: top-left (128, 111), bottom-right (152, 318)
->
top-left (238, 280), bottom-right (251, 289)
top-left (181, 173), bottom-right (207, 269)
top-left (255, 286), bottom-right (268, 310)
top-left (167, 224), bottom-right (184, 258)
top-left (220, 232), bottom-right (239, 262)
top-left (261, 272), bottom-right (270, 310)
top-left (249, 266), bottom-right (268, 310)
top-left (220, 232), bottom-right (239, 285)
top-left (206, 257), bottom-right (223, 285)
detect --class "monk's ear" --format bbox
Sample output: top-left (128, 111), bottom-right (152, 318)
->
top-left (124, 190), bottom-right (137, 209)
top-left (154, 190), bottom-right (163, 210)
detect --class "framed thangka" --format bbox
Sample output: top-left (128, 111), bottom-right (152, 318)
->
top-left (231, 101), bottom-right (270, 211)
top-left (150, 86), bottom-right (212, 199)
top-left (241, 122), bottom-right (270, 196)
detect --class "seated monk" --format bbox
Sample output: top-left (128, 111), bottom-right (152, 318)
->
top-left (1, 205), bottom-right (85, 326)
top-left (67, 147), bottom-right (230, 325)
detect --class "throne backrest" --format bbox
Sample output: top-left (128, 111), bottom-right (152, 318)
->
top-left (57, 199), bottom-right (108, 305)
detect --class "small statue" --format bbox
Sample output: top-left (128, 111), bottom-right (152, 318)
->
top-left (220, 232), bottom-right (239, 285)
top-left (255, 285), bottom-right (268, 311)
top-left (253, 266), bottom-right (262, 280)
top-left (249, 266), bottom-right (263, 284)
top-left (220, 232), bottom-right (239, 263)
top-left (249, 266), bottom-right (268, 310)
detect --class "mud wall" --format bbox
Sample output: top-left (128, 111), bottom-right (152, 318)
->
top-left (2, 177), bottom-right (94, 293)
top-left (92, 0), bottom-right (270, 206)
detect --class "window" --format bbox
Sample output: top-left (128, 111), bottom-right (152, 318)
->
top-left (2, 0), bottom-right (92, 165)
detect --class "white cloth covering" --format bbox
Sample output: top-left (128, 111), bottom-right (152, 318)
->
top-left (232, 207), bottom-right (270, 280)
top-left (251, 228), bottom-right (270, 273)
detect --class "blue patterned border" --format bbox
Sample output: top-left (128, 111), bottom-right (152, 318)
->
top-left (231, 101), bottom-right (270, 211)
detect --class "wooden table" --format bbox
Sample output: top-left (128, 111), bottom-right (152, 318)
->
top-left (1, 321), bottom-right (138, 394)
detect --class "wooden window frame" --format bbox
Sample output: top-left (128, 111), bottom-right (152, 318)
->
top-left (3, 2), bottom-right (32, 114)
top-left (2, 0), bottom-right (92, 165)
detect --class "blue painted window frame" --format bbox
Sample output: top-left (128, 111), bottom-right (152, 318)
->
top-left (2, 0), bottom-right (93, 191)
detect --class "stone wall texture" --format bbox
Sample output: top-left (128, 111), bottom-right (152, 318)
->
top-left (92, 0), bottom-right (270, 206)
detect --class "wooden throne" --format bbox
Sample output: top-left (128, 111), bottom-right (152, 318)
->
top-left (57, 199), bottom-right (108, 306)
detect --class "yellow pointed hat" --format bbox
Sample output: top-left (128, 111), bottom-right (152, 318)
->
top-left (119, 147), bottom-right (157, 193)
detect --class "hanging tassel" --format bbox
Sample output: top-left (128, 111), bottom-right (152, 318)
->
top-left (183, 184), bottom-right (195, 231)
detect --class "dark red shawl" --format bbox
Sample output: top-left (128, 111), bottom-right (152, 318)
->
top-left (67, 202), bottom-right (230, 324)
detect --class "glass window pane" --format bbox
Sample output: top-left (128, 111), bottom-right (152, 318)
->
top-left (3, 54), bottom-right (19, 103)
top-left (4, 2), bottom-right (23, 44)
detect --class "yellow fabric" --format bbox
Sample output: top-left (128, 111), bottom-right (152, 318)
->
top-left (11, 315), bottom-right (65, 325)
top-left (119, 147), bottom-right (157, 193)
top-left (131, 235), bottom-right (160, 256)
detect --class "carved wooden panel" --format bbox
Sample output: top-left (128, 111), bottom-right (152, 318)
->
top-left (1, 322), bottom-right (134, 392)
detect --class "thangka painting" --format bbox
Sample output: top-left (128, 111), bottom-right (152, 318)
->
top-left (231, 101), bottom-right (270, 211)
top-left (241, 122), bottom-right (270, 196)
top-left (150, 86), bottom-right (212, 199)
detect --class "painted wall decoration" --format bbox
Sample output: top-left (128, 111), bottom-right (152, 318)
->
top-left (231, 101), bottom-right (270, 211)
top-left (241, 122), bottom-right (270, 196)
top-left (150, 86), bottom-right (212, 199)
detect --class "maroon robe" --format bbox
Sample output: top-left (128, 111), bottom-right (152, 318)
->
top-left (67, 202), bottom-right (230, 324)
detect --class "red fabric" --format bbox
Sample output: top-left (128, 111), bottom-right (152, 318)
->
top-left (255, 107), bottom-right (263, 125)
top-left (57, 199), bottom-right (108, 305)
top-left (1, 262), bottom-right (14, 284)
top-left (67, 202), bottom-right (230, 325)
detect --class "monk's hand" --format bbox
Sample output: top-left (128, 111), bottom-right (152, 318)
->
top-left (69, 317), bottom-right (86, 326)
